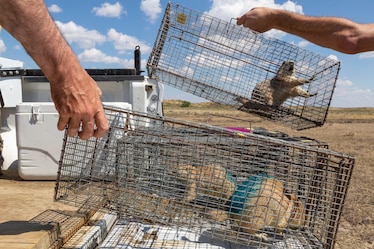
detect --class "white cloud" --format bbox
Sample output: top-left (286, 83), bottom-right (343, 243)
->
top-left (56, 21), bottom-right (106, 49)
top-left (358, 51), bottom-right (374, 59)
top-left (78, 48), bottom-right (143, 68)
top-left (48, 4), bottom-right (63, 13)
top-left (337, 78), bottom-right (353, 87)
top-left (331, 78), bottom-right (374, 107)
top-left (92, 2), bottom-right (125, 18)
top-left (140, 0), bottom-right (162, 23)
top-left (78, 48), bottom-right (123, 64)
top-left (206, 0), bottom-right (303, 22)
top-left (0, 39), bottom-right (6, 54)
top-left (107, 28), bottom-right (151, 54)
top-left (297, 40), bottom-right (310, 48)
top-left (13, 44), bottom-right (22, 50)
top-left (206, 0), bottom-right (304, 40)
top-left (326, 54), bottom-right (339, 62)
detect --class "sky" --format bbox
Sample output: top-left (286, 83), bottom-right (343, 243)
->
top-left (1, 0), bottom-right (374, 107)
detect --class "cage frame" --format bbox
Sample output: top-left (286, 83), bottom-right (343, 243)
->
top-left (147, 2), bottom-right (341, 130)
top-left (55, 105), bottom-right (354, 249)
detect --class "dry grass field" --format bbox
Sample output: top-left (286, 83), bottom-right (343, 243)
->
top-left (163, 100), bottom-right (374, 249)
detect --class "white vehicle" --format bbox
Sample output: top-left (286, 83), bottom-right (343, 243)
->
top-left (0, 48), bottom-right (163, 180)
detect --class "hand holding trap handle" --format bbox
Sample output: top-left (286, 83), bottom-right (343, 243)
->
top-left (147, 2), bottom-right (340, 130)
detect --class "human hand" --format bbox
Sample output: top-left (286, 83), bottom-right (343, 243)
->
top-left (236, 7), bottom-right (276, 33)
top-left (50, 70), bottom-right (109, 140)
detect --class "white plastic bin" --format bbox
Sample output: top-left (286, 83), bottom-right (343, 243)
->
top-left (16, 102), bottom-right (132, 180)
top-left (0, 57), bottom-right (163, 178)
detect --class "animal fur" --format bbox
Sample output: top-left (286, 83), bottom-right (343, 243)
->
top-left (195, 173), bottom-right (307, 240)
top-left (171, 164), bottom-right (235, 203)
top-left (202, 173), bottom-right (306, 240)
top-left (238, 60), bottom-right (316, 109)
top-left (172, 165), bottom-right (305, 240)
top-left (227, 174), bottom-right (305, 240)
top-left (286, 193), bottom-right (306, 229)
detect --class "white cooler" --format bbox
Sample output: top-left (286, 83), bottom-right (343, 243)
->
top-left (1, 56), bottom-right (163, 180)
top-left (15, 102), bottom-right (132, 180)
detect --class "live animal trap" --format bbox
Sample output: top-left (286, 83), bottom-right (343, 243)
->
top-left (147, 3), bottom-right (340, 130)
top-left (55, 106), bottom-right (354, 249)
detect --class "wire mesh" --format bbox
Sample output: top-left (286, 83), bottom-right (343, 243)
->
top-left (147, 2), bottom-right (340, 130)
top-left (29, 208), bottom-right (95, 248)
top-left (55, 105), bottom-right (354, 249)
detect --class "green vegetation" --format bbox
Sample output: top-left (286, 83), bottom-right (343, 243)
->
top-left (181, 101), bottom-right (191, 107)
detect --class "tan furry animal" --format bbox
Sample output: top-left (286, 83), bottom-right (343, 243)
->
top-left (286, 193), bottom-right (306, 229)
top-left (230, 178), bottom-right (292, 235)
top-left (227, 174), bottom-right (306, 241)
top-left (252, 60), bottom-right (316, 106)
top-left (171, 165), bottom-right (306, 241)
top-left (247, 60), bottom-right (316, 107)
top-left (171, 164), bottom-right (235, 203)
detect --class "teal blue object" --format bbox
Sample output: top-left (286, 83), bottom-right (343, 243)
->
top-left (227, 173), bottom-right (273, 214)
top-left (226, 171), bottom-right (235, 183)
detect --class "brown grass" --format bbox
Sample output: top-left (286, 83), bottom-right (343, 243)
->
top-left (163, 100), bottom-right (374, 249)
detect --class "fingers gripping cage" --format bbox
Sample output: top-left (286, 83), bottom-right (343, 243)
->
top-left (147, 3), bottom-right (340, 130)
top-left (55, 105), bottom-right (354, 249)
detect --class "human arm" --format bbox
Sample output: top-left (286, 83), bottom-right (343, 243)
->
top-left (0, 0), bottom-right (109, 139)
top-left (236, 7), bottom-right (374, 54)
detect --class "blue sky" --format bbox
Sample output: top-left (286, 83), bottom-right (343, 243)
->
top-left (1, 0), bottom-right (373, 107)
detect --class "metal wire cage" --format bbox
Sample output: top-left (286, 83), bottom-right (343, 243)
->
top-left (147, 2), bottom-right (340, 130)
top-left (55, 105), bottom-right (354, 249)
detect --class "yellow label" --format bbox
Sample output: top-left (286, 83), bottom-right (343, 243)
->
top-left (177, 13), bottom-right (187, 24)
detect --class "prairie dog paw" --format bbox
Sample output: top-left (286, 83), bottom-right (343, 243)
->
top-left (205, 209), bottom-right (229, 222)
top-left (254, 232), bottom-right (269, 242)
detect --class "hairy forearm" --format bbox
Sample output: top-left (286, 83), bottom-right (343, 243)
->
top-left (271, 9), bottom-right (374, 54)
top-left (238, 7), bottom-right (374, 54)
top-left (0, 0), bottom-right (80, 84)
top-left (0, 0), bottom-right (109, 139)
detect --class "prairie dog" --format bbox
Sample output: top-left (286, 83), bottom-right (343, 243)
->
top-left (251, 60), bottom-right (316, 107)
top-left (171, 164), bottom-right (235, 203)
top-left (227, 174), bottom-right (306, 241)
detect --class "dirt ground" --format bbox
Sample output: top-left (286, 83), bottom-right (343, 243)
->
top-left (0, 180), bottom-right (76, 224)
top-left (0, 102), bottom-right (373, 249)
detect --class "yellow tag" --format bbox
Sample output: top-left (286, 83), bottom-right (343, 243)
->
top-left (236, 133), bottom-right (246, 138)
top-left (177, 13), bottom-right (187, 24)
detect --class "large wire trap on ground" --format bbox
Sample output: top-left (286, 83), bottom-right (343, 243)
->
top-left (147, 2), bottom-right (340, 130)
top-left (55, 105), bottom-right (354, 249)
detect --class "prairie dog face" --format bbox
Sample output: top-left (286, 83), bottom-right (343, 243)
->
top-left (277, 60), bottom-right (295, 78)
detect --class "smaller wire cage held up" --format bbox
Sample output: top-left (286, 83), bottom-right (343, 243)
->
top-left (55, 105), bottom-right (354, 249)
top-left (147, 2), bottom-right (341, 130)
